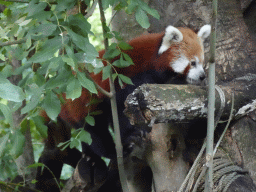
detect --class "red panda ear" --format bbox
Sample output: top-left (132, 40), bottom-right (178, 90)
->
top-left (197, 25), bottom-right (211, 42)
top-left (158, 26), bottom-right (183, 55)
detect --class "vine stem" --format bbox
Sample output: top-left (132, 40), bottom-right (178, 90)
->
top-left (98, 1), bottom-right (130, 192)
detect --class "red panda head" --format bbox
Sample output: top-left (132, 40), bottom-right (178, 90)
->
top-left (158, 25), bottom-right (211, 85)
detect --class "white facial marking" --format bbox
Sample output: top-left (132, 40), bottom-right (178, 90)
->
top-left (171, 55), bottom-right (190, 73)
top-left (158, 26), bottom-right (183, 54)
top-left (187, 60), bottom-right (205, 85)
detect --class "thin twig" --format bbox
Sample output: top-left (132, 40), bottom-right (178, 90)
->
top-left (0, 39), bottom-right (26, 47)
top-left (85, 0), bottom-right (98, 19)
top-left (82, 68), bottom-right (113, 98)
top-left (108, 9), bottom-right (118, 27)
top-left (2, 0), bottom-right (57, 4)
top-left (98, 1), bottom-right (129, 191)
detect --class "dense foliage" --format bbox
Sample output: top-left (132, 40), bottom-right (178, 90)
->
top-left (0, 0), bottom-right (159, 186)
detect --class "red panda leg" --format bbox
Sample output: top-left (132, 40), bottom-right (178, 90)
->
top-left (83, 99), bottom-right (116, 159)
top-left (36, 118), bottom-right (81, 192)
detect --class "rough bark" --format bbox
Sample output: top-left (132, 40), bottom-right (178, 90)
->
top-left (124, 75), bottom-right (256, 125)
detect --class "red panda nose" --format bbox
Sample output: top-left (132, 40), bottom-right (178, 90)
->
top-left (200, 74), bottom-right (206, 81)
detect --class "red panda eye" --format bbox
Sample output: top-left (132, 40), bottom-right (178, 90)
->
top-left (191, 61), bottom-right (196, 66)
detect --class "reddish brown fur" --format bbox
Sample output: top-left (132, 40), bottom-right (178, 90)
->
top-left (179, 28), bottom-right (204, 63)
top-left (41, 27), bottom-right (203, 126)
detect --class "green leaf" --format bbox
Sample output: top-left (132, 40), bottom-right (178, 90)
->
top-left (45, 69), bottom-right (72, 90)
top-left (55, 0), bottom-right (76, 12)
top-left (47, 57), bottom-right (64, 72)
top-left (126, 0), bottom-right (138, 14)
top-left (0, 1), bottom-right (13, 6)
top-left (112, 73), bottom-right (118, 81)
top-left (138, 1), bottom-right (160, 19)
top-left (114, 0), bottom-right (128, 11)
top-left (0, 81), bottom-right (25, 102)
top-left (10, 130), bottom-right (25, 158)
top-left (0, 103), bottom-right (13, 128)
top-left (118, 74), bottom-right (134, 85)
top-left (102, 65), bottom-right (111, 80)
top-left (118, 76), bottom-right (124, 88)
top-left (66, 77), bottom-right (82, 100)
top-left (0, 134), bottom-right (9, 157)
top-left (70, 138), bottom-right (79, 149)
top-left (31, 116), bottom-right (48, 138)
top-left (118, 41), bottom-right (133, 50)
top-left (26, 1), bottom-right (47, 17)
top-left (68, 14), bottom-right (91, 36)
top-left (77, 71), bottom-right (97, 94)
top-left (135, 7), bottom-right (150, 29)
top-left (77, 129), bottom-right (92, 145)
top-left (42, 91), bottom-right (61, 121)
top-left (102, 0), bottom-right (118, 9)
top-left (31, 23), bottom-right (57, 38)
top-left (67, 28), bottom-right (86, 50)
top-left (113, 56), bottom-right (132, 68)
top-left (62, 56), bottom-right (75, 69)
top-left (1, 65), bottom-right (12, 78)
top-left (14, 46), bottom-right (29, 60)
top-left (67, 28), bottom-right (98, 58)
top-left (30, 36), bottom-right (67, 63)
top-left (123, 53), bottom-right (134, 64)
top-left (85, 115), bottom-right (95, 126)
top-left (25, 35), bottom-right (32, 50)
top-left (21, 84), bottom-right (43, 114)
top-left (103, 43), bottom-right (120, 59)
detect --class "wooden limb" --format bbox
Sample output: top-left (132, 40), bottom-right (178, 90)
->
top-left (124, 76), bottom-right (256, 125)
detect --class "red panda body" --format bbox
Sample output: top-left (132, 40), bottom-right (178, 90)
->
top-left (37, 25), bottom-right (211, 191)
top-left (46, 26), bottom-right (210, 128)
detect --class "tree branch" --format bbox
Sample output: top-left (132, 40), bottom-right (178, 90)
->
top-left (0, 39), bottom-right (26, 47)
top-left (82, 68), bottom-right (113, 98)
top-left (124, 76), bottom-right (256, 125)
top-left (84, 0), bottom-right (98, 19)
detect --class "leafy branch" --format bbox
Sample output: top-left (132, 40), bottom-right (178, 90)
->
top-left (98, 0), bottom-right (129, 192)
top-left (82, 68), bottom-right (113, 98)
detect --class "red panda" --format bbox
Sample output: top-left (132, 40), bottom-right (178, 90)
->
top-left (37, 25), bottom-right (211, 191)
top-left (40, 24), bottom-right (211, 126)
